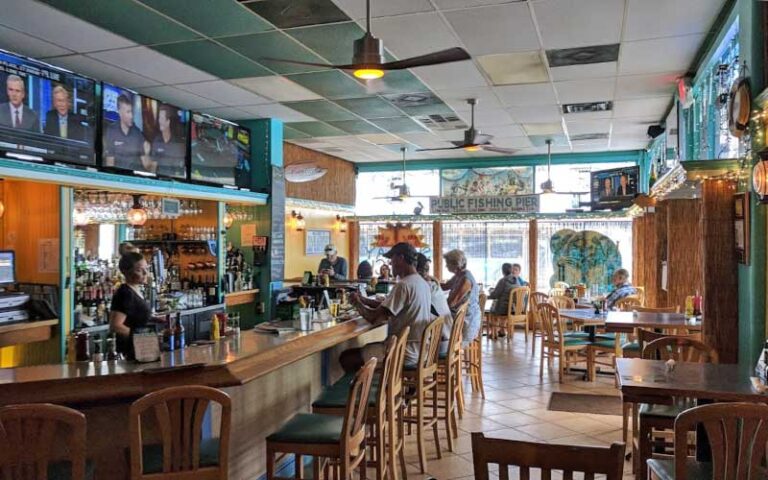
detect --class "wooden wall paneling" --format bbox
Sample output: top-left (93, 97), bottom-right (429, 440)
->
top-left (433, 221), bottom-right (442, 282)
top-left (653, 202), bottom-right (668, 308)
top-left (283, 143), bottom-right (356, 206)
top-left (633, 217), bottom-right (645, 290)
top-left (529, 219), bottom-right (538, 292)
top-left (641, 213), bottom-right (660, 308)
top-left (666, 199), bottom-right (702, 311)
top-left (700, 180), bottom-right (738, 363)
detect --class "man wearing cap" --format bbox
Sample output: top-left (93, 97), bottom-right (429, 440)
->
top-left (341, 242), bottom-right (434, 372)
top-left (318, 244), bottom-right (348, 281)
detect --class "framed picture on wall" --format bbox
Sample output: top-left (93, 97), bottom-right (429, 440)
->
top-left (306, 229), bottom-right (331, 256)
top-left (734, 192), bottom-right (749, 264)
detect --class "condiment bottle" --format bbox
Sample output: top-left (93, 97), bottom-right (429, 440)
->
top-left (211, 314), bottom-right (221, 341)
top-left (66, 332), bottom-right (77, 363)
top-left (91, 335), bottom-right (104, 362)
top-left (75, 331), bottom-right (90, 362)
top-left (105, 333), bottom-right (118, 361)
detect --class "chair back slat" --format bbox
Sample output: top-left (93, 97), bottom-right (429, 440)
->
top-left (449, 303), bottom-right (468, 362)
top-left (507, 287), bottom-right (530, 317)
top-left (130, 385), bottom-right (231, 479)
top-left (0, 403), bottom-right (86, 480)
top-left (471, 433), bottom-right (624, 480)
top-left (673, 403), bottom-right (768, 480)
top-left (342, 358), bottom-right (377, 468)
top-left (550, 295), bottom-right (574, 310)
top-left (389, 327), bottom-right (410, 401)
top-left (375, 335), bottom-right (399, 412)
top-left (615, 296), bottom-right (641, 311)
top-left (642, 337), bottom-right (718, 363)
top-left (537, 303), bottom-right (564, 345)
top-left (418, 317), bottom-right (445, 375)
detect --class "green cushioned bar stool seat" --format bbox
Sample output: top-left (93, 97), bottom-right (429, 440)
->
top-left (563, 338), bottom-right (591, 347)
top-left (312, 372), bottom-right (380, 410)
top-left (141, 439), bottom-right (220, 475)
top-left (621, 341), bottom-right (640, 351)
top-left (595, 332), bottom-right (616, 340)
top-left (646, 458), bottom-right (714, 480)
top-left (590, 339), bottom-right (618, 349)
top-left (564, 331), bottom-right (590, 338)
top-left (267, 413), bottom-right (344, 445)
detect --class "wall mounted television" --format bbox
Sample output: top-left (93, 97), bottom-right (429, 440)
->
top-left (101, 83), bottom-right (188, 180)
top-left (190, 112), bottom-right (251, 189)
top-left (590, 166), bottom-right (639, 210)
top-left (0, 49), bottom-right (97, 166)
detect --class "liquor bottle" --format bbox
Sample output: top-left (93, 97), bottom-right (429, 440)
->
top-left (208, 275), bottom-right (218, 305)
top-left (162, 318), bottom-right (175, 352)
top-left (91, 335), bottom-right (104, 362)
top-left (174, 314), bottom-right (185, 350)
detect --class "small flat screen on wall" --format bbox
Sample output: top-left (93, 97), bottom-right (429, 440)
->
top-left (189, 112), bottom-right (251, 189)
top-left (590, 166), bottom-right (639, 210)
top-left (101, 82), bottom-right (188, 179)
top-left (0, 49), bottom-right (97, 166)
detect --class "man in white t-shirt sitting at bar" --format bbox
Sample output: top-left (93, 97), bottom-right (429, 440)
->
top-left (340, 242), bottom-right (434, 373)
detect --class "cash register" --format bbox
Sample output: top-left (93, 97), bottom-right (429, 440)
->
top-left (0, 251), bottom-right (30, 325)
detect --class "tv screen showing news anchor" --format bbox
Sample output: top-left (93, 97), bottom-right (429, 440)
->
top-left (590, 166), bottom-right (639, 210)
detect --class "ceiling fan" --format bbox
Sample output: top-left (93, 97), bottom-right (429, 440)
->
top-left (416, 99), bottom-right (518, 155)
top-left (261, 0), bottom-right (470, 80)
top-left (373, 147), bottom-right (422, 202)
top-left (540, 139), bottom-right (589, 196)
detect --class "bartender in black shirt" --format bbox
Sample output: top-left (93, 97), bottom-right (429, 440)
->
top-left (109, 251), bottom-right (159, 359)
top-left (104, 94), bottom-right (150, 172)
top-left (152, 105), bottom-right (186, 178)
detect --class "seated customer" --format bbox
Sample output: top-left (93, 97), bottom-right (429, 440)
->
top-left (378, 263), bottom-right (391, 281)
top-left (605, 268), bottom-right (638, 309)
top-left (318, 244), bottom-right (348, 281)
top-left (340, 242), bottom-right (434, 373)
top-left (489, 263), bottom-right (517, 315)
top-left (356, 260), bottom-right (373, 280)
top-left (416, 253), bottom-right (452, 341)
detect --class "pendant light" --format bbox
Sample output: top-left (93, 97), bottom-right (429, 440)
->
top-left (540, 139), bottom-right (555, 194)
top-left (126, 194), bottom-right (148, 226)
top-left (223, 211), bottom-right (234, 229)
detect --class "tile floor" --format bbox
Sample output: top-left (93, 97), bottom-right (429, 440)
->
top-left (398, 334), bottom-right (634, 480)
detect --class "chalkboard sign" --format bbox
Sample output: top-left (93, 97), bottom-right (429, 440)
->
top-left (306, 230), bottom-right (331, 255)
top-left (270, 166), bottom-right (286, 282)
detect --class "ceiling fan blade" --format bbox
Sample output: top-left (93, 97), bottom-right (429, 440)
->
top-left (260, 57), bottom-right (337, 69)
top-left (379, 47), bottom-right (471, 70)
top-left (481, 145), bottom-right (517, 155)
top-left (416, 145), bottom-right (466, 152)
top-left (450, 140), bottom-right (471, 148)
top-left (472, 133), bottom-right (493, 145)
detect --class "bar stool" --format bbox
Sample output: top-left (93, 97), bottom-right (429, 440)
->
top-left (436, 304), bottom-right (466, 452)
top-left (129, 385), bottom-right (232, 480)
top-left (0, 403), bottom-right (87, 480)
top-left (266, 358), bottom-right (377, 480)
top-left (464, 295), bottom-right (486, 398)
top-left (529, 292), bottom-right (549, 354)
top-left (312, 329), bottom-right (410, 480)
top-left (402, 316), bottom-right (445, 473)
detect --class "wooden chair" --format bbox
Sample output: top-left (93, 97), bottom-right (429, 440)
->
top-left (549, 295), bottom-right (575, 310)
top-left (648, 403), bottom-right (768, 480)
top-left (312, 329), bottom-right (409, 480)
top-left (537, 303), bottom-right (592, 383)
top-left (636, 338), bottom-right (718, 480)
top-left (634, 286), bottom-right (646, 305)
top-left (129, 385), bottom-right (231, 480)
top-left (553, 281), bottom-right (570, 290)
top-left (471, 432), bottom-right (624, 480)
top-left (503, 286), bottom-right (529, 342)
top-left (464, 298), bottom-right (486, 399)
top-left (0, 403), bottom-right (87, 480)
top-left (267, 358), bottom-right (377, 480)
top-left (635, 305), bottom-right (679, 313)
top-left (436, 305), bottom-right (466, 452)
top-left (529, 292), bottom-right (549, 354)
top-left (403, 317), bottom-right (444, 473)
top-left (548, 287), bottom-right (565, 297)
top-left (479, 292), bottom-right (490, 338)
top-left (615, 296), bottom-right (642, 311)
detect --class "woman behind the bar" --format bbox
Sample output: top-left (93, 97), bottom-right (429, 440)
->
top-left (109, 251), bottom-right (154, 359)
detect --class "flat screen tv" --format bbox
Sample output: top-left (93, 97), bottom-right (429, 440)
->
top-left (190, 113), bottom-right (251, 189)
top-left (0, 49), bottom-right (97, 166)
top-left (590, 166), bottom-right (639, 210)
top-left (101, 83), bottom-right (188, 179)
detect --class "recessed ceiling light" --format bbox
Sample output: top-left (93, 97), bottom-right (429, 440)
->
top-left (570, 133), bottom-right (609, 141)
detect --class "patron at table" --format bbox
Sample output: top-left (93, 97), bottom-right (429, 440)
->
top-left (605, 268), bottom-right (638, 309)
top-left (442, 249), bottom-right (480, 345)
top-left (318, 243), bottom-right (348, 281)
top-left (417, 253), bottom-right (452, 341)
top-left (488, 263), bottom-right (528, 315)
top-left (340, 242), bottom-right (433, 373)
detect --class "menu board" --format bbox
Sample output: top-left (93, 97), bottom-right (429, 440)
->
top-left (270, 166), bottom-right (285, 282)
top-left (306, 230), bottom-right (330, 255)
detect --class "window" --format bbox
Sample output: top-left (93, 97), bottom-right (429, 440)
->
top-left (535, 162), bottom-right (636, 212)
top-left (355, 170), bottom-right (440, 216)
top-left (98, 224), bottom-right (117, 260)
top-left (358, 222), bottom-right (434, 274)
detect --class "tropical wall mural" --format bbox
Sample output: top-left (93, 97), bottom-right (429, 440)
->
top-left (549, 229), bottom-right (622, 288)
top-left (440, 167), bottom-right (534, 196)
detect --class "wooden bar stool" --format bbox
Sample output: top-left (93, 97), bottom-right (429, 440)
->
top-left (312, 329), bottom-right (409, 480)
top-left (436, 304), bottom-right (467, 452)
top-left (505, 287), bottom-right (530, 342)
top-left (529, 292), bottom-right (549, 354)
top-left (464, 296), bottom-right (486, 398)
top-left (0, 403), bottom-right (87, 480)
top-left (129, 385), bottom-right (232, 480)
top-left (267, 358), bottom-right (377, 480)
top-left (403, 316), bottom-right (445, 474)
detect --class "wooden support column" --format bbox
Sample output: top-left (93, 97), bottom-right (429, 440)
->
top-left (433, 220), bottom-right (442, 282)
top-left (529, 219), bottom-right (538, 292)
top-left (653, 202), bottom-right (668, 308)
top-left (700, 180), bottom-right (738, 363)
top-left (666, 199), bottom-right (702, 311)
top-left (633, 216), bottom-right (645, 290)
top-left (641, 212), bottom-right (661, 308)
top-left (348, 221), bottom-right (359, 279)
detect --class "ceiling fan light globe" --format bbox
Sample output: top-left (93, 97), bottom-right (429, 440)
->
top-left (354, 68), bottom-right (384, 79)
top-left (464, 145), bottom-right (482, 152)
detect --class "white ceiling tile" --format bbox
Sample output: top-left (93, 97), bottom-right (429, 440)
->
top-left (613, 97), bottom-right (671, 118)
top-left (411, 60), bottom-right (488, 90)
top-left (610, 134), bottom-right (650, 149)
top-left (455, 107), bottom-right (514, 127)
top-left (523, 122), bottom-right (563, 135)
top-left (566, 119), bottom-right (611, 135)
top-left (477, 52), bottom-right (549, 86)
top-left (495, 83), bottom-right (557, 107)
top-left (534, 0), bottom-right (624, 49)
top-left (197, 106), bottom-right (254, 121)
top-left (369, 13), bottom-right (460, 60)
top-left (444, 4), bottom-right (539, 55)
top-left (619, 34), bottom-right (706, 75)
top-left (44, 54), bottom-right (160, 88)
top-left (491, 136), bottom-right (533, 148)
top-left (240, 103), bottom-right (315, 122)
top-left (0, 0), bottom-right (135, 52)
top-left (435, 86), bottom-right (502, 111)
top-left (550, 62), bottom-right (618, 81)
top-left (0, 25), bottom-right (72, 58)
top-left (397, 132), bottom-right (447, 148)
top-left (625, 0), bottom-right (725, 41)
top-left (231, 76), bottom-right (323, 102)
top-left (138, 85), bottom-right (221, 109)
top-left (435, 129), bottom-right (466, 142)
top-left (615, 73), bottom-right (679, 100)
top-left (89, 46), bottom-right (215, 84)
top-left (333, 0), bottom-right (434, 19)
top-left (176, 80), bottom-right (271, 106)
top-left (480, 124), bottom-right (526, 137)
top-left (611, 116), bottom-right (660, 134)
top-left (433, 0), bottom-right (524, 10)
top-left (554, 78), bottom-right (616, 104)
top-left (358, 133), bottom-right (402, 145)
top-left (507, 105), bottom-right (563, 123)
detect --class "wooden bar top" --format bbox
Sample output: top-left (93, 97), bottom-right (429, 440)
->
top-left (0, 318), bottom-right (380, 406)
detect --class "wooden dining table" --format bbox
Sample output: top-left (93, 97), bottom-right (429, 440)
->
top-left (605, 311), bottom-right (701, 333)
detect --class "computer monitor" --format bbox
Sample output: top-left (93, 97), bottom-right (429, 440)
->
top-left (0, 251), bottom-right (15, 285)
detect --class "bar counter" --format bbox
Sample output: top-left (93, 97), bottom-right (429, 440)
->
top-left (0, 318), bottom-right (385, 479)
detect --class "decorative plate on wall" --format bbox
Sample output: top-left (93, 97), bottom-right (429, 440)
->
top-left (728, 76), bottom-right (751, 138)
